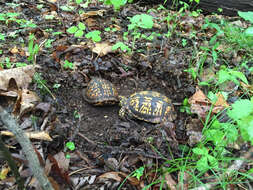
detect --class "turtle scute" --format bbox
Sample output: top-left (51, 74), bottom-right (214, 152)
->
top-left (119, 91), bottom-right (176, 123)
top-left (83, 78), bottom-right (119, 106)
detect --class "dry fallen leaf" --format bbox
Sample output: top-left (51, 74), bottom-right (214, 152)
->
top-left (1, 131), bottom-right (53, 141)
top-left (164, 172), bottom-right (177, 190)
top-left (98, 171), bottom-right (139, 186)
top-left (92, 42), bottom-right (113, 56)
top-left (80, 10), bottom-right (106, 19)
top-left (188, 87), bottom-right (229, 118)
top-left (0, 65), bottom-right (37, 91)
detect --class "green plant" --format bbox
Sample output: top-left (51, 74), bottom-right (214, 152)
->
top-left (63, 60), bottom-right (74, 69)
top-left (192, 147), bottom-right (219, 172)
top-left (103, 0), bottom-right (133, 11)
top-left (45, 39), bottom-right (55, 48)
top-left (67, 22), bottom-right (86, 37)
top-left (217, 66), bottom-right (248, 86)
top-left (238, 11), bottom-right (253, 37)
top-left (28, 34), bottom-right (39, 64)
top-left (112, 42), bottom-right (131, 53)
top-left (127, 14), bottom-right (154, 49)
top-left (65, 141), bottom-right (76, 159)
top-left (180, 98), bottom-right (191, 114)
top-left (85, 30), bottom-right (101, 42)
top-left (0, 33), bottom-right (5, 41)
top-left (33, 72), bottom-right (55, 99)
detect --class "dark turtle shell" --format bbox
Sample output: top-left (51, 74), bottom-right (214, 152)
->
top-left (119, 91), bottom-right (176, 123)
top-left (83, 78), bottom-right (118, 106)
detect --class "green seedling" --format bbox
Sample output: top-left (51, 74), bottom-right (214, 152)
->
top-left (85, 30), bottom-right (101, 42)
top-left (0, 33), bottom-right (5, 41)
top-left (60, 5), bottom-right (75, 11)
top-left (53, 83), bottom-right (61, 90)
top-left (227, 98), bottom-right (253, 144)
top-left (217, 66), bottom-right (248, 86)
top-left (192, 147), bottom-right (218, 172)
top-left (67, 22), bottom-right (86, 38)
top-left (73, 110), bottom-right (81, 119)
top-left (104, 0), bottom-right (133, 11)
top-left (238, 11), bottom-right (253, 37)
top-left (33, 72), bottom-right (56, 100)
top-left (28, 34), bottom-right (39, 64)
top-left (132, 166), bottom-right (144, 180)
top-left (65, 141), bottom-right (76, 159)
top-left (63, 60), bottom-right (74, 70)
top-left (180, 98), bottom-right (191, 114)
top-left (112, 42), bottom-right (131, 53)
top-left (45, 39), bottom-right (55, 48)
top-left (127, 14), bottom-right (154, 49)
top-left (181, 38), bottom-right (187, 47)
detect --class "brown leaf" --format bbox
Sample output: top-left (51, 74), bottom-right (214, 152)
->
top-left (92, 42), bottom-right (113, 56)
top-left (47, 152), bottom-right (71, 187)
top-left (0, 131), bottom-right (53, 141)
top-left (98, 171), bottom-right (139, 186)
top-left (164, 173), bottom-right (177, 190)
top-left (0, 65), bottom-right (37, 91)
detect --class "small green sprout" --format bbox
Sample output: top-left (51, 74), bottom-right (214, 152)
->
top-left (65, 141), bottom-right (76, 159)
top-left (132, 166), bottom-right (144, 180)
top-left (192, 147), bottom-right (218, 172)
top-left (180, 98), bottom-right (191, 114)
top-left (67, 22), bottom-right (86, 38)
top-left (112, 42), bottom-right (131, 53)
top-left (28, 34), bottom-right (39, 63)
top-left (128, 14), bottom-right (154, 30)
top-left (63, 60), bottom-right (74, 70)
top-left (73, 110), bottom-right (81, 119)
top-left (66, 141), bottom-right (76, 151)
top-left (0, 33), bottom-right (5, 41)
top-left (53, 83), bottom-right (61, 89)
top-left (85, 30), bottom-right (101, 42)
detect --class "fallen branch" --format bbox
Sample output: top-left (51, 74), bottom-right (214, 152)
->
top-left (0, 106), bottom-right (54, 190)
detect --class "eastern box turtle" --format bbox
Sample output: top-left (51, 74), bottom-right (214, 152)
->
top-left (83, 78), bottom-right (119, 106)
top-left (119, 91), bottom-right (176, 123)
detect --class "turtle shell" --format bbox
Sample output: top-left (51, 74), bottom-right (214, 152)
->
top-left (83, 78), bottom-right (118, 106)
top-left (119, 91), bottom-right (175, 123)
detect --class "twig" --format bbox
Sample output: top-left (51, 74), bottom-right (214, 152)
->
top-left (0, 106), bottom-right (54, 190)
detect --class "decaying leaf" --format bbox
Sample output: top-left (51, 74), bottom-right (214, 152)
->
top-left (0, 65), bottom-right (37, 91)
top-left (91, 42), bottom-right (113, 56)
top-left (188, 88), bottom-right (229, 118)
top-left (80, 10), bottom-right (106, 19)
top-left (98, 171), bottom-right (139, 186)
top-left (0, 131), bottom-right (53, 141)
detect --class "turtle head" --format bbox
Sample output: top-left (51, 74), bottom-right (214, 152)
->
top-left (119, 95), bottom-right (127, 107)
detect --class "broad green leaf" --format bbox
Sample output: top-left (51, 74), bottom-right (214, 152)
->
top-left (196, 157), bottom-right (208, 171)
top-left (192, 147), bottom-right (208, 155)
top-left (204, 129), bottom-right (225, 146)
top-left (244, 27), bottom-right (253, 37)
top-left (74, 30), bottom-right (84, 37)
top-left (217, 69), bottom-right (230, 84)
top-left (66, 141), bottom-right (75, 150)
top-left (238, 11), bottom-right (253, 24)
top-left (227, 99), bottom-right (253, 120)
top-left (67, 26), bottom-right (78, 34)
top-left (78, 22), bottom-right (86, 30)
top-left (230, 70), bottom-right (248, 84)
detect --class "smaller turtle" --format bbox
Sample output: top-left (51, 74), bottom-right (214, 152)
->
top-left (83, 78), bottom-right (119, 106)
top-left (119, 91), bottom-right (176, 123)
